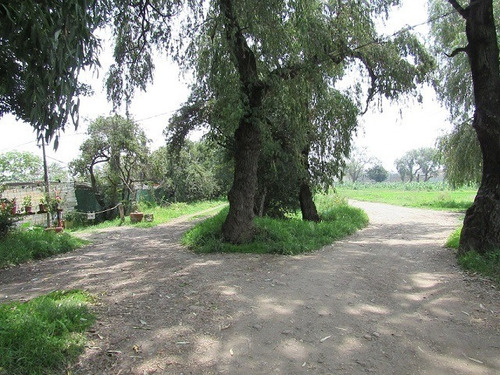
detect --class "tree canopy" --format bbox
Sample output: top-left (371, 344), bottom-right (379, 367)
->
top-left (0, 151), bottom-right (67, 183)
top-left (70, 115), bottom-right (149, 212)
top-left (0, 0), bottom-right (102, 145)
top-left (428, 0), bottom-right (500, 186)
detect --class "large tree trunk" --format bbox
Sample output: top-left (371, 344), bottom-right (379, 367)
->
top-left (299, 182), bottom-right (320, 222)
top-left (222, 120), bottom-right (262, 242)
top-left (219, 0), bottom-right (266, 243)
top-left (299, 146), bottom-right (320, 222)
top-left (451, 0), bottom-right (500, 255)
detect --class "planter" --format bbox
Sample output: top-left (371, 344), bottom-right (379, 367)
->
top-left (11, 204), bottom-right (17, 215)
top-left (38, 204), bottom-right (48, 213)
top-left (25, 206), bottom-right (34, 214)
top-left (130, 212), bottom-right (144, 224)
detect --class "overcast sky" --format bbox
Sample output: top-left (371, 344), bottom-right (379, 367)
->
top-left (0, 0), bottom-right (452, 173)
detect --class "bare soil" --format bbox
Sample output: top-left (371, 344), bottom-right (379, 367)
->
top-left (1, 201), bottom-right (499, 374)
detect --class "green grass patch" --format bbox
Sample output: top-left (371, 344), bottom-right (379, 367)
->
top-left (70, 200), bottom-right (227, 232)
top-left (336, 182), bottom-right (476, 211)
top-left (0, 290), bottom-right (96, 375)
top-left (183, 198), bottom-right (368, 255)
top-left (445, 227), bottom-right (461, 249)
top-left (445, 226), bottom-right (500, 285)
top-left (0, 227), bottom-right (87, 268)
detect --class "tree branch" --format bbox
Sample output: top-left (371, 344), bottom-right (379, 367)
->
top-left (445, 45), bottom-right (469, 57)
top-left (447, 0), bottom-right (469, 19)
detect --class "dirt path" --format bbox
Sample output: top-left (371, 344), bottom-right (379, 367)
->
top-left (1, 201), bottom-right (499, 374)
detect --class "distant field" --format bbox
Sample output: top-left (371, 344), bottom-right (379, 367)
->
top-left (335, 182), bottom-right (477, 211)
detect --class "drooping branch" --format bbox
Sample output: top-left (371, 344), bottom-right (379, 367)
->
top-left (352, 51), bottom-right (378, 115)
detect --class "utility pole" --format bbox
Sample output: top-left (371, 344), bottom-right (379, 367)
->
top-left (41, 140), bottom-right (51, 227)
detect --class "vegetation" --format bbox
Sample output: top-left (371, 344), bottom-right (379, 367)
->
top-left (0, 0), bottom-right (102, 144)
top-left (430, 0), bottom-right (500, 255)
top-left (0, 227), bottom-right (87, 268)
top-left (446, 227), bottom-right (500, 285)
top-left (394, 148), bottom-right (441, 183)
top-left (147, 141), bottom-right (232, 203)
top-left (68, 200), bottom-right (226, 232)
top-left (0, 290), bottom-right (96, 375)
top-left (429, 0), bottom-right (495, 187)
top-left (337, 182), bottom-right (476, 211)
top-left (0, 151), bottom-right (67, 183)
top-left (183, 197), bottom-right (368, 255)
top-left (70, 115), bottom-right (149, 216)
top-left (0, 200), bottom-right (18, 239)
top-left (366, 165), bottom-right (389, 183)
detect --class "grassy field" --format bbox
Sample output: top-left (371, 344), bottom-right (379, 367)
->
top-left (0, 290), bottom-right (96, 375)
top-left (336, 182), bottom-right (477, 211)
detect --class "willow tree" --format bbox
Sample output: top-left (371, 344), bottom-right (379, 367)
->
top-left (108, 1), bottom-right (432, 242)
top-left (428, 0), bottom-right (497, 186)
top-left (434, 0), bottom-right (500, 255)
top-left (165, 1), bottom-right (432, 234)
top-left (0, 0), bottom-right (102, 144)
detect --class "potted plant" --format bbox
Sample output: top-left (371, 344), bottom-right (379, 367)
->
top-left (39, 196), bottom-right (48, 213)
top-left (22, 195), bottom-right (33, 214)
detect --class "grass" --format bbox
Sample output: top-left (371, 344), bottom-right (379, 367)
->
top-left (69, 200), bottom-right (227, 232)
top-left (336, 182), bottom-right (476, 211)
top-left (183, 196), bottom-right (368, 255)
top-left (0, 227), bottom-right (88, 268)
top-left (445, 227), bottom-right (500, 285)
top-left (0, 290), bottom-right (96, 375)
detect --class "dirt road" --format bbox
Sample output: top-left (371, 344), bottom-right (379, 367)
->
top-left (0, 201), bottom-right (499, 374)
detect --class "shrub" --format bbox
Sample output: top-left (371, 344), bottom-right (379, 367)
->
top-left (0, 199), bottom-right (18, 239)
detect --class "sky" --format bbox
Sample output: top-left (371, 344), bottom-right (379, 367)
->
top-left (0, 0), bottom-right (453, 173)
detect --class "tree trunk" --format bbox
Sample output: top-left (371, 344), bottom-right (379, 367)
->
top-left (299, 182), bottom-right (320, 222)
top-left (299, 146), bottom-right (320, 222)
top-left (453, 0), bottom-right (500, 255)
top-left (219, 0), bottom-right (266, 243)
top-left (222, 120), bottom-right (262, 242)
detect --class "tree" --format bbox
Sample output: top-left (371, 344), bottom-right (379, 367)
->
top-left (108, 1), bottom-right (433, 242)
top-left (344, 147), bottom-right (376, 183)
top-left (428, 0), bottom-right (496, 186)
top-left (415, 147), bottom-right (441, 182)
top-left (148, 141), bottom-right (230, 202)
top-left (395, 150), bottom-right (420, 182)
top-left (0, 1), bottom-right (102, 145)
top-left (366, 165), bottom-right (388, 183)
top-left (436, 0), bottom-right (500, 255)
top-left (0, 151), bottom-right (67, 182)
top-left (70, 115), bottom-right (149, 214)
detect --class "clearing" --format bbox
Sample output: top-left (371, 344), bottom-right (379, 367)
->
top-left (0, 201), bottom-right (499, 374)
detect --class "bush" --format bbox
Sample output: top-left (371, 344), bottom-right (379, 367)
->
top-left (0, 199), bottom-right (18, 239)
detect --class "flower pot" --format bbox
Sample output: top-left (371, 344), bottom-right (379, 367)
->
top-left (25, 206), bottom-right (33, 214)
top-left (38, 204), bottom-right (48, 213)
top-left (130, 212), bottom-right (144, 224)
